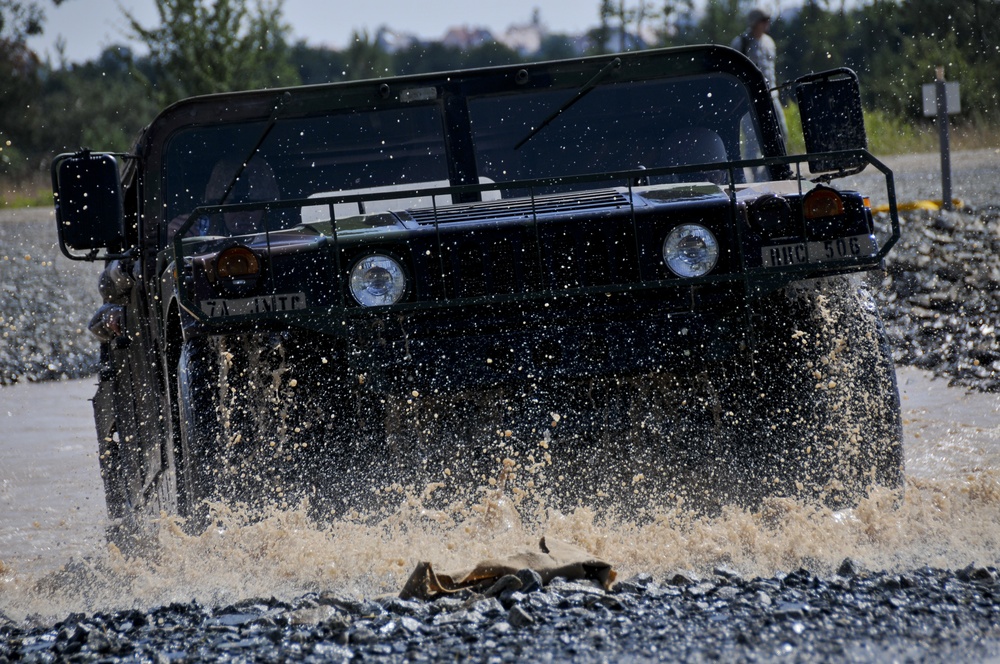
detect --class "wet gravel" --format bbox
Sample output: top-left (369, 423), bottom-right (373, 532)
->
top-left (0, 208), bottom-right (100, 385)
top-left (3, 564), bottom-right (999, 662)
top-left (878, 205), bottom-right (1000, 392)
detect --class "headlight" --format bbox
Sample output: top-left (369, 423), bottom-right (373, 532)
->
top-left (663, 224), bottom-right (719, 278)
top-left (349, 254), bottom-right (407, 306)
top-left (748, 193), bottom-right (797, 238)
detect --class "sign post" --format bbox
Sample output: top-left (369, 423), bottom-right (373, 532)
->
top-left (922, 67), bottom-right (961, 211)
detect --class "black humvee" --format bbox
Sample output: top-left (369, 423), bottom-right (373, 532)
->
top-left (53, 46), bottom-right (903, 547)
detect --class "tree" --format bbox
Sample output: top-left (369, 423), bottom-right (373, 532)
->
top-left (593, 0), bottom-right (660, 52)
top-left (123, 0), bottom-right (300, 103)
top-left (34, 46), bottom-right (159, 155)
top-left (695, 0), bottom-right (749, 46)
top-left (657, 0), bottom-right (696, 47)
top-left (0, 0), bottom-right (68, 178)
top-left (342, 29), bottom-right (392, 80)
top-left (289, 41), bottom-right (349, 85)
top-left (0, 0), bottom-right (61, 41)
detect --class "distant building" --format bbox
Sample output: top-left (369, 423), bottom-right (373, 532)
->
top-left (441, 26), bottom-right (495, 50)
top-left (371, 11), bottom-right (598, 59)
top-left (499, 9), bottom-right (546, 56)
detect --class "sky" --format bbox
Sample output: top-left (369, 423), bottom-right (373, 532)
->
top-left (26, 0), bottom-right (614, 65)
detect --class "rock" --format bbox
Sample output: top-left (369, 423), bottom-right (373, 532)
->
top-left (289, 606), bottom-right (340, 626)
top-left (313, 643), bottom-right (354, 659)
top-left (668, 571), bottom-right (700, 586)
top-left (547, 579), bottom-right (605, 596)
top-left (468, 597), bottom-right (506, 620)
top-left (348, 626), bottom-right (378, 644)
top-left (837, 558), bottom-right (858, 577)
top-left (499, 590), bottom-right (527, 609)
top-left (379, 598), bottom-right (427, 617)
top-left (713, 566), bottom-right (743, 583)
top-left (484, 574), bottom-right (523, 598)
top-left (515, 568), bottom-right (544, 594)
top-left (957, 564), bottom-right (997, 584)
top-left (507, 605), bottom-right (535, 628)
top-left (686, 582), bottom-right (717, 597)
top-left (879, 576), bottom-right (902, 591)
top-left (773, 601), bottom-right (809, 620)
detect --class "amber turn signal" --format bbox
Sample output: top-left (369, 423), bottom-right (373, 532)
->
top-left (216, 246), bottom-right (260, 279)
top-left (803, 187), bottom-right (845, 219)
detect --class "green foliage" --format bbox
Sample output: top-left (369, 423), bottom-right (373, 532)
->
top-left (697, 0), bottom-right (750, 46)
top-left (862, 107), bottom-right (938, 156)
top-left (36, 47), bottom-right (160, 154)
top-left (1, 182), bottom-right (52, 208)
top-left (775, 0), bottom-right (999, 125)
top-left (341, 29), bottom-right (394, 80)
top-left (7, 0), bottom-right (1000, 198)
top-left (0, 0), bottom-right (61, 41)
top-left (392, 40), bottom-right (519, 77)
top-left (784, 101), bottom-right (939, 158)
top-left (598, 0), bottom-right (660, 51)
top-left (0, 39), bottom-right (41, 179)
top-left (290, 41), bottom-right (349, 85)
top-left (123, 0), bottom-right (300, 103)
top-left (782, 103), bottom-right (804, 156)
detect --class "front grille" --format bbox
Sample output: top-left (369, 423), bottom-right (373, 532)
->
top-left (432, 216), bottom-right (643, 299)
top-left (406, 189), bottom-right (630, 225)
top-left (439, 230), bottom-right (544, 298)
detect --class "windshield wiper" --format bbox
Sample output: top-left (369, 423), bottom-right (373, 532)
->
top-left (219, 90), bottom-right (292, 203)
top-left (514, 57), bottom-right (621, 151)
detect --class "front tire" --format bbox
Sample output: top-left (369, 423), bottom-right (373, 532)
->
top-left (175, 336), bottom-right (226, 530)
top-left (747, 276), bottom-right (904, 507)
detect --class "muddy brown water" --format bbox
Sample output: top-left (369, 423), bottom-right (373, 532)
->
top-left (1, 367), bottom-right (998, 621)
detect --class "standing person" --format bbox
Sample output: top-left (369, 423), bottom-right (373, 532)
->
top-left (732, 7), bottom-right (788, 140)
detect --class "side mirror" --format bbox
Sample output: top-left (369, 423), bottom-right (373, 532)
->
top-left (51, 151), bottom-right (125, 260)
top-left (794, 68), bottom-right (868, 175)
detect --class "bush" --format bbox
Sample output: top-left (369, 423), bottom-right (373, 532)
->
top-left (782, 102), bottom-right (971, 158)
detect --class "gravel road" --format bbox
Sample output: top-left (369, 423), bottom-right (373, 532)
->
top-left (1, 150), bottom-right (999, 661)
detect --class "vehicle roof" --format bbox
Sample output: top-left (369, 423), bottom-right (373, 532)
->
top-left (140, 44), bottom-right (777, 155)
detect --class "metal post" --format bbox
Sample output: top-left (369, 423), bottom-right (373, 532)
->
top-left (935, 66), bottom-right (953, 211)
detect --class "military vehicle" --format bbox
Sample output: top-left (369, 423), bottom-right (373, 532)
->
top-left (53, 46), bottom-right (902, 547)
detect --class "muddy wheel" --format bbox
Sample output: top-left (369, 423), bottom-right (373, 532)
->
top-left (174, 337), bottom-right (227, 530)
top-left (175, 332), bottom-right (392, 523)
top-left (746, 276), bottom-right (904, 507)
top-left (97, 345), bottom-right (179, 553)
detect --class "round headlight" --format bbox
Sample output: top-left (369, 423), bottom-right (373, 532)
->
top-left (663, 224), bottom-right (719, 278)
top-left (349, 255), bottom-right (407, 306)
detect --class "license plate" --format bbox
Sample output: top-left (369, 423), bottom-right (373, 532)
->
top-left (201, 293), bottom-right (308, 317)
top-left (762, 234), bottom-right (876, 268)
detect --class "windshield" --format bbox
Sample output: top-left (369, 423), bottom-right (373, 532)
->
top-left (470, 74), bottom-right (759, 192)
top-left (161, 72), bottom-right (764, 241)
top-left (162, 104), bottom-right (449, 239)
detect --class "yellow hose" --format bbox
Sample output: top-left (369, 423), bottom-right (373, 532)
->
top-left (872, 199), bottom-right (963, 213)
